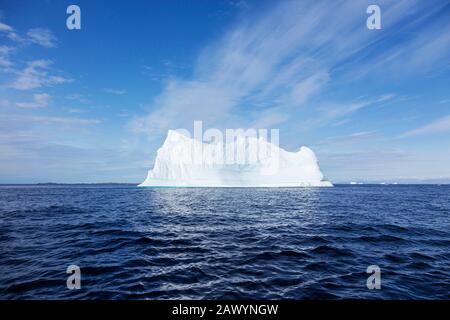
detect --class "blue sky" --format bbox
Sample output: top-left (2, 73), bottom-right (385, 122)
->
top-left (1, 0), bottom-right (450, 183)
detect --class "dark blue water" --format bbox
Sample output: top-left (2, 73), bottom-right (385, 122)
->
top-left (0, 185), bottom-right (449, 299)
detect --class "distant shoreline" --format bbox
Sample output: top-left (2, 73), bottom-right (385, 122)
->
top-left (0, 183), bottom-right (140, 186)
top-left (0, 182), bottom-right (449, 186)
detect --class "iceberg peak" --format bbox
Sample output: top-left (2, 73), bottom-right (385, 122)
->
top-left (165, 129), bottom-right (188, 142)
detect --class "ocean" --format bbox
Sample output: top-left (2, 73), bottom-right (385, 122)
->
top-left (0, 184), bottom-right (448, 299)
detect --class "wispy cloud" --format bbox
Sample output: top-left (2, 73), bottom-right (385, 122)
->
top-left (401, 115), bottom-right (450, 137)
top-left (0, 21), bottom-right (13, 33)
top-left (0, 21), bottom-right (21, 42)
top-left (132, 0), bottom-right (446, 140)
top-left (331, 94), bottom-right (395, 117)
top-left (8, 59), bottom-right (71, 90)
top-left (300, 94), bottom-right (396, 129)
top-left (318, 131), bottom-right (378, 146)
top-left (0, 45), bottom-right (14, 68)
top-left (30, 115), bottom-right (101, 125)
top-left (104, 88), bottom-right (126, 95)
top-left (0, 113), bottom-right (101, 126)
top-left (65, 108), bottom-right (87, 114)
top-left (1, 21), bottom-right (59, 47)
top-left (16, 93), bottom-right (51, 109)
top-left (26, 28), bottom-right (57, 48)
top-left (66, 93), bottom-right (90, 104)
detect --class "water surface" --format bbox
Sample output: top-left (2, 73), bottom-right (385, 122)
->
top-left (0, 185), bottom-right (449, 299)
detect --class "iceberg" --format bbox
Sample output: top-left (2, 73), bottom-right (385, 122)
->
top-left (139, 130), bottom-right (332, 187)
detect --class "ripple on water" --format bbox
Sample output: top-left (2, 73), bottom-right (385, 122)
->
top-left (0, 184), bottom-right (449, 299)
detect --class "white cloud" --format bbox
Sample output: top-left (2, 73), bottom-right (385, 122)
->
top-left (16, 93), bottom-right (51, 109)
top-left (65, 108), bottom-right (87, 114)
top-left (1, 21), bottom-right (59, 48)
top-left (66, 93), bottom-right (90, 104)
top-left (250, 107), bottom-right (290, 128)
top-left (401, 115), bottom-right (450, 137)
top-left (104, 88), bottom-right (126, 95)
top-left (0, 45), bottom-right (14, 68)
top-left (0, 21), bottom-right (21, 42)
top-left (319, 131), bottom-right (378, 146)
top-left (0, 22), bottom-right (13, 33)
top-left (304, 94), bottom-right (397, 128)
top-left (331, 94), bottom-right (396, 117)
top-left (132, 1), bottom-right (347, 136)
top-left (26, 28), bottom-right (57, 48)
top-left (132, 0), bottom-right (437, 140)
top-left (289, 71), bottom-right (330, 105)
top-left (9, 59), bottom-right (71, 90)
top-left (344, 1), bottom-right (450, 80)
top-left (0, 56), bottom-right (11, 67)
top-left (0, 113), bottom-right (101, 126)
top-left (30, 115), bottom-right (101, 125)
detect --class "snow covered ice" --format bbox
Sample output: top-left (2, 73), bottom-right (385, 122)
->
top-left (139, 130), bottom-right (332, 187)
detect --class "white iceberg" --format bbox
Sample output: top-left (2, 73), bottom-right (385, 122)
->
top-left (139, 130), bottom-right (332, 187)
